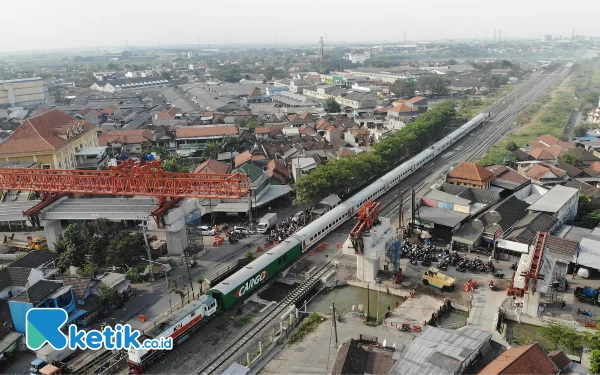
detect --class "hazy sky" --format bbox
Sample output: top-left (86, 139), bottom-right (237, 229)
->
top-left (2, 0), bottom-right (599, 53)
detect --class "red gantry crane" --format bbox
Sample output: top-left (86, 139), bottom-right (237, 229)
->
top-left (349, 200), bottom-right (381, 254)
top-left (0, 159), bottom-right (250, 228)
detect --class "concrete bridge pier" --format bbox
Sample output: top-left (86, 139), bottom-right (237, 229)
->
top-left (42, 219), bottom-right (63, 250)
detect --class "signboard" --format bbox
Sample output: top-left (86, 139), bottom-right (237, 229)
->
top-left (494, 228), bottom-right (504, 241)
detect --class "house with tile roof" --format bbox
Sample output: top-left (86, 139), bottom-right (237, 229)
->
top-left (477, 343), bottom-right (558, 375)
top-left (485, 165), bottom-right (531, 197)
top-left (193, 159), bottom-right (231, 175)
top-left (0, 109), bottom-right (99, 169)
top-left (446, 162), bottom-right (496, 189)
top-left (519, 163), bottom-right (569, 186)
top-left (266, 159), bottom-right (291, 185)
top-left (98, 129), bottom-right (154, 156)
top-left (174, 125), bottom-right (239, 152)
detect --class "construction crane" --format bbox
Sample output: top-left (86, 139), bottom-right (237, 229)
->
top-left (0, 159), bottom-right (250, 228)
top-left (349, 201), bottom-right (381, 254)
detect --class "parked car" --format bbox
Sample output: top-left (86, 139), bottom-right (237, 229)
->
top-left (231, 226), bottom-right (255, 236)
top-left (199, 226), bottom-right (216, 236)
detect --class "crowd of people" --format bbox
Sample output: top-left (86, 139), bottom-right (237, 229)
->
top-left (266, 210), bottom-right (314, 244)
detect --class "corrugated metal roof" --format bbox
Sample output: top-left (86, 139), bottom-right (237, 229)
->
top-left (528, 185), bottom-right (578, 213)
top-left (390, 326), bottom-right (491, 375)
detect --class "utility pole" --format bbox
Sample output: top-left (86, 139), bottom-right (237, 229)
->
top-left (182, 249), bottom-right (195, 298)
top-left (399, 188), bottom-right (404, 238)
top-left (367, 282), bottom-right (370, 321)
top-left (410, 189), bottom-right (416, 237)
top-left (142, 221), bottom-right (154, 282)
top-left (331, 303), bottom-right (338, 348)
top-left (319, 36), bottom-right (325, 74)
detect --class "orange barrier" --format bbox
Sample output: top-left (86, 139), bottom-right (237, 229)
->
top-left (402, 323), bottom-right (411, 330)
top-left (309, 250), bottom-right (315, 256)
top-left (264, 242), bottom-right (271, 248)
top-left (413, 325), bottom-right (422, 332)
top-left (410, 290), bottom-right (415, 298)
top-left (213, 235), bottom-right (225, 247)
top-left (256, 246), bottom-right (262, 252)
top-left (138, 315), bottom-right (147, 322)
top-left (337, 243), bottom-right (343, 249)
top-left (586, 321), bottom-right (598, 329)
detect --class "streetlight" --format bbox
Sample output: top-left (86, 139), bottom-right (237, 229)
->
top-left (142, 258), bottom-right (172, 314)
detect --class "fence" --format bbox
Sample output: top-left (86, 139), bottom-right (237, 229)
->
top-left (220, 309), bottom-right (305, 371)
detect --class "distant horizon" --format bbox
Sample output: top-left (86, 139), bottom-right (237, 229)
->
top-left (3, 0), bottom-right (598, 54)
top-left (0, 36), bottom-right (585, 57)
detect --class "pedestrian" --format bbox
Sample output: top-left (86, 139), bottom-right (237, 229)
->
top-left (561, 300), bottom-right (566, 309)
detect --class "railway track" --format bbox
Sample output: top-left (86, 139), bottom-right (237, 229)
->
top-left (197, 253), bottom-right (343, 375)
top-left (379, 63), bottom-right (570, 218)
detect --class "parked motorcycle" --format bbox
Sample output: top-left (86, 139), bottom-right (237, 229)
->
top-left (577, 308), bottom-right (593, 317)
top-left (510, 262), bottom-right (518, 271)
top-left (494, 271), bottom-right (504, 279)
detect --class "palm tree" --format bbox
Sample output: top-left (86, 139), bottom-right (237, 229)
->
top-left (195, 276), bottom-right (205, 294)
top-left (172, 288), bottom-right (185, 306)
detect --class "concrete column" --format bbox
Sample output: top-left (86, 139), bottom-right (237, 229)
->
top-left (42, 219), bottom-right (63, 250)
top-left (165, 226), bottom-right (188, 255)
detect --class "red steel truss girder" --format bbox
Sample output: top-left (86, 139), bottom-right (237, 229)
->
top-left (521, 231), bottom-right (546, 293)
top-left (350, 201), bottom-right (381, 254)
top-left (0, 167), bottom-right (250, 199)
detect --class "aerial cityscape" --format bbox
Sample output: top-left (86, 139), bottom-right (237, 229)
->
top-left (2, 2), bottom-right (600, 375)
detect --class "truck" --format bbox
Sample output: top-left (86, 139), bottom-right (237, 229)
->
top-left (4, 236), bottom-right (47, 251)
top-left (30, 345), bottom-right (77, 375)
top-left (575, 286), bottom-right (600, 305)
top-left (422, 267), bottom-right (456, 292)
top-left (257, 213), bottom-right (278, 234)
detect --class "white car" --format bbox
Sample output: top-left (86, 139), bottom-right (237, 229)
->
top-left (199, 226), bottom-right (216, 236)
top-left (232, 226), bottom-right (255, 236)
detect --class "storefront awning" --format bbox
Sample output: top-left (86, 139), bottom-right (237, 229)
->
top-left (212, 202), bottom-right (250, 213)
top-left (254, 185), bottom-right (293, 208)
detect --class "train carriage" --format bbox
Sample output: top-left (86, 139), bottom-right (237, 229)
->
top-left (209, 238), bottom-right (303, 310)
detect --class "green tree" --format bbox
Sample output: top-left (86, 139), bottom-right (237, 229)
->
top-left (105, 232), bottom-right (145, 266)
top-left (539, 322), bottom-right (583, 354)
top-left (590, 349), bottom-right (600, 374)
top-left (324, 97), bottom-right (342, 113)
top-left (505, 142), bottom-right (519, 151)
top-left (559, 150), bottom-right (583, 166)
top-left (392, 79), bottom-right (416, 98)
top-left (574, 124), bottom-right (590, 138)
top-left (80, 262), bottom-right (98, 278)
top-left (172, 288), bottom-right (185, 305)
top-left (143, 145), bottom-right (170, 159)
top-left (97, 282), bottom-right (118, 305)
top-left (54, 224), bottom-right (87, 268)
top-left (512, 335), bottom-right (535, 346)
top-left (195, 276), bottom-right (205, 294)
top-left (244, 251), bottom-right (255, 260)
top-left (162, 153), bottom-right (189, 172)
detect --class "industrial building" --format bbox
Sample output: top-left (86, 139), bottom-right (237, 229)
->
top-left (0, 78), bottom-right (47, 108)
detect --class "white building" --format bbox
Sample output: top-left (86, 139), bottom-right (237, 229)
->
top-left (527, 185), bottom-right (579, 226)
top-left (345, 49), bottom-right (371, 64)
top-left (0, 78), bottom-right (47, 108)
top-left (587, 97), bottom-right (600, 124)
top-left (291, 157), bottom-right (317, 182)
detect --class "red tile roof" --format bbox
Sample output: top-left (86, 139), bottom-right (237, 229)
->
top-left (267, 159), bottom-right (290, 183)
top-left (100, 105), bottom-right (118, 115)
top-left (477, 343), bottom-right (558, 375)
top-left (407, 96), bottom-right (427, 104)
top-left (299, 124), bottom-right (316, 135)
top-left (175, 126), bottom-right (238, 138)
top-left (98, 129), bottom-right (153, 146)
top-left (528, 147), bottom-right (557, 160)
top-left (446, 162), bottom-right (495, 186)
top-left (537, 134), bottom-right (560, 146)
top-left (0, 109), bottom-right (96, 155)
top-left (485, 165), bottom-right (530, 185)
top-left (389, 103), bottom-right (416, 113)
top-left (523, 163), bottom-right (566, 180)
top-left (193, 159), bottom-right (231, 174)
top-left (234, 150), bottom-right (252, 168)
top-left (547, 350), bottom-right (572, 372)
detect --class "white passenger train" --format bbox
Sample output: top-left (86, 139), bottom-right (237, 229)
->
top-left (210, 112), bottom-right (487, 298)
